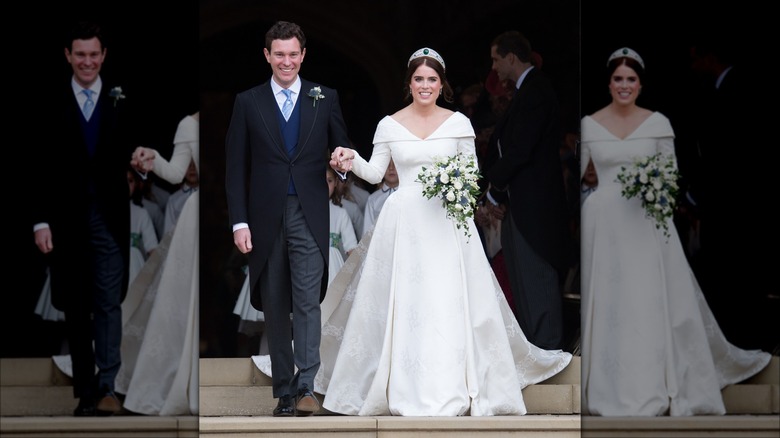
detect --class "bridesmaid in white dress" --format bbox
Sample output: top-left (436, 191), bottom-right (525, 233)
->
top-left (127, 169), bottom-right (159, 285)
top-left (318, 48), bottom-right (572, 416)
top-left (580, 48), bottom-right (770, 416)
top-left (117, 112), bottom-right (200, 415)
top-left (326, 167), bottom-right (358, 285)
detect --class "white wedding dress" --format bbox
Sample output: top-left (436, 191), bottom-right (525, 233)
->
top-left (580, 112), bottom-right (771, 416)
top-left (254, 111), bottom-right (572, 416)
top-left (115, 114), bottom-right (199, 415)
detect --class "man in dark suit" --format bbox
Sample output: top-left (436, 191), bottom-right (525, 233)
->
top-left (480, 31), bottom-right (568, 350)
top-left (225, 21), bottom-right (350, 417)
top-left (688, 37), bottom-right (775, 352)
top-left (32, 21), bottom-right (131, 416)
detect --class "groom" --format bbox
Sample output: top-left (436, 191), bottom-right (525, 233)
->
top-left (32, 20), bottom-right (131, 416)
top-left (225, 20), bottom-right (350, 417)
top-left (481, 31), bottom-right (568, 350)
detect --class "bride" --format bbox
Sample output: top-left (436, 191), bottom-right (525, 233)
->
top-left (579, 48), bottom-right (770, 416)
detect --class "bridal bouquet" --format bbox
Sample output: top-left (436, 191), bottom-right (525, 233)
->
top-left (615, 152), bottom-right (680, 240)
top-left (417, 152), bottom-right (482, 240)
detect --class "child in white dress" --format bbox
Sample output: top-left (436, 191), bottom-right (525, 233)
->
top-left (128, 169), bottom-right (159, 285)
top-left (326, 167), bottom-right (358, 283)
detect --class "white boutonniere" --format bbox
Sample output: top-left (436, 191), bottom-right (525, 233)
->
top-left (308, 86), bottom-right (325, 107)
top-left (109, 86), bottom-right (126, 107)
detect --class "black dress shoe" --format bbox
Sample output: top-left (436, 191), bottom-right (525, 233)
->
top-left (73, 398), bottom-right (96, 417)
top-left (295, 385), bottom-right (319, 416)
top-left (273, 394), bottom-right (295, 417)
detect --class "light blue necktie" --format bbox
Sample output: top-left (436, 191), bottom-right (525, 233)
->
top-left (82, 89), bottom-right (95, 120)
top-left (281, 89), bottom-right (293, 121)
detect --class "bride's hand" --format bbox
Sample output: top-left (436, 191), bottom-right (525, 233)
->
top-left (330, 146), bottom-right (355, 173)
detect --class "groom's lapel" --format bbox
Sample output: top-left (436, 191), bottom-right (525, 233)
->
top-left (252, 83), bottom-right (287, 158)
top-left (297, 79), bottom-right (318, 156)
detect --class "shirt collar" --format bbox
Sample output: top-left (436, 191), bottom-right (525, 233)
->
top-left (270, 76), bottom-right (302, 97)
top-left (381, 183), bottom-right (398, 193)
top-left (715, 66), bottom-right (732, 90)
top-left (515, 65), bottom-right (534, 90)
top-left (71, 76), bottom-right (102, 97)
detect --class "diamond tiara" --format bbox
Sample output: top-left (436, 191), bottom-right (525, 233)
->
top-left (408, 47), bottom-right (446, 70)
top-left (607, 47), bottom-right (645, 69)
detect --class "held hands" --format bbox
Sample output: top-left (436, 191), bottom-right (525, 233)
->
top-left (474, 202), bottom-right (506, 226)
top-left (490, 203), bottom-right (507, 221)
top-left (130, 146), bottom-right (156, 173)
top-left (330, 146), bottom-right (355, 174)
top-left (474, 204), bottom-right (492, 227)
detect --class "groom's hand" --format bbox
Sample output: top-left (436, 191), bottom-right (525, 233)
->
top-left (233, 228), bottom-right (253, 254)
top-left (34, 227), bottom-right (54, 254)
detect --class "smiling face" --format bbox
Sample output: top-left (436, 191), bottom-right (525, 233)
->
top-left (65, 37), bottom-right (106, 89)
top-left (609, 63), bottom-right (641, 107)
top-left (264, 37), bottom-right (305, 89)
top-left (409, 63), bottom-right (442, 105)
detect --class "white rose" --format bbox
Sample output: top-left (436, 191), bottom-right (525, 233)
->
top-left (639, 173), bottom-right (648, 184)
top-left (453, 180), bottom-right (463, 190)
top-left (645, 192), bottom-right (655, 202)
top-left (653, 180), bottom-right (662, 190)
top-left (454, 204), bottom-right (463, 211)
top-left (440, 173), bottom-right (450, 184)
top-left (446, 191), bottom-right (456, 202)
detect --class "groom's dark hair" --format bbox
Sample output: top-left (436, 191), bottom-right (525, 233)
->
top-left (265, 21), bottom-right (306, 51)
top-left (65, 21), bottom-right (106, 51)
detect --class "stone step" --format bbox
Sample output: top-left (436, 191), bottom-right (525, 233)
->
top-left (722, 384), bottom-right (779, 415)
top-left (198, 415), bottom-right (780, 438)
top-left (199, 384), bottom-right (581, 416)
top-left (6, 354), bottom-right (771, 388)
top-left (196, 356), bottom-right (582, 386)
top-left (581, 415), bottom-right (780, 438)
top-left (2, 357), bottom-right (776, 418)
top-left (199, 415), bottom-right (582, 438)
top-left (0, 357), bottom-right (71, 386)
top-left (3, 415), bottom-right (777, 438)
top-left (197, 357), bottom-right (581, 416)
top-left (1, 386), bottom-right (76, 417)
top-left (0, 416), bottom-right (198, 438)
top-left (745, 355), bottom-right (779, 384)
